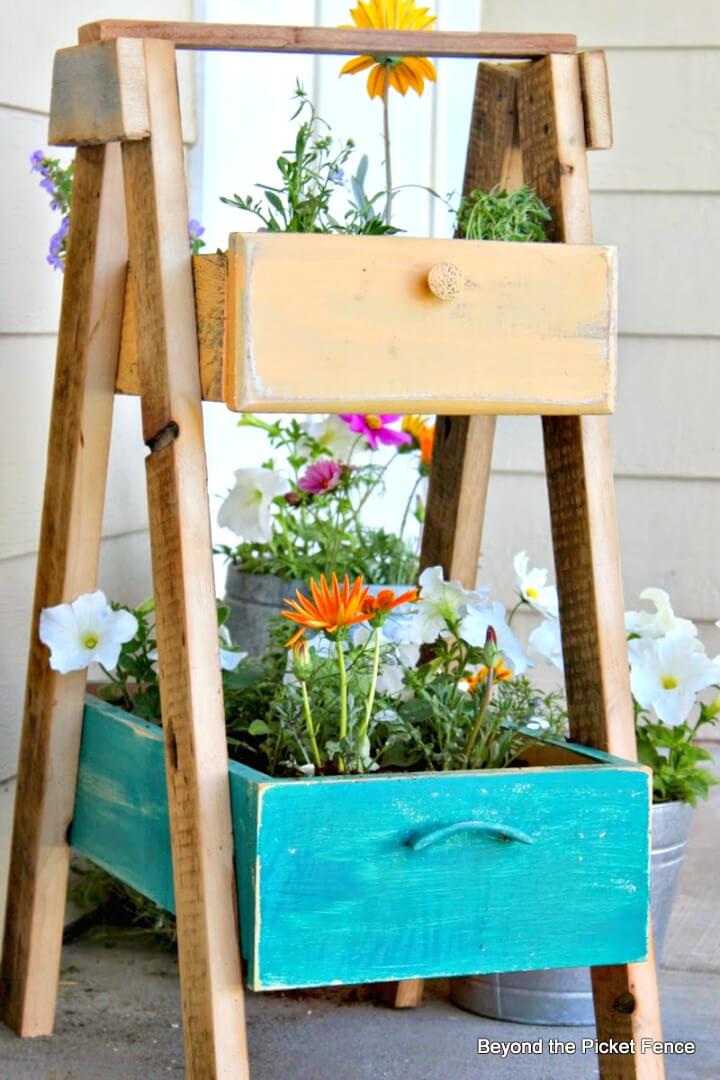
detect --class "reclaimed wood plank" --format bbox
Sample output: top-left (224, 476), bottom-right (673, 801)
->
top-left (517, 53), bottom-right (664, 1080)
top-left (78, 21), bottom-right (576, 58)
top-left (224, 232), bottom-right (616, 415)
top-left (116, 254), bottom-right (226, 402)
top-left (579, 51), bottom-right (613, 150)
top-left (0, 144), bottom-right (127, 1036)
top-left (49, 39), bottom-right (150, 146)
top-left (120, 39), bottom-right (248, 1079)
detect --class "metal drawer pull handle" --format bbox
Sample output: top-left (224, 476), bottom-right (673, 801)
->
top-left (408, 821), bottom-right (534, 851)
top-left (427, 261), bottom-right (464, 301)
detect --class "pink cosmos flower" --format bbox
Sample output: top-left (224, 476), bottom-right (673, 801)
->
top-left (298, 459), bottom-right (344, 495)
top-left (339, 414), bottom-right (412, 451)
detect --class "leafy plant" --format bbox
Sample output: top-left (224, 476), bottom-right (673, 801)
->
top-left (220, 84), bottom-right (398, 236)
top-left (636, 701), bottom-right (720, 806)
top-left (218, 414), bottom-right (421, 584)
top-left (457, 184), bottom-right (552, 242)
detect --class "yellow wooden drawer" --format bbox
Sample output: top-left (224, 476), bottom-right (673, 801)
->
top-left (224, 232), bottom-right (617, 416)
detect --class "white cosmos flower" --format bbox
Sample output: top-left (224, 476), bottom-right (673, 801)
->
top-left (625, 587), bottom-right (697, 641)
top-left (513, 551), bottom-right (559, 619)
top-left (629, 635), bottom-right (720, 726)
top-left (529, 618), bottom-right (564, 671)
top-left (39, 591), bottom-right (138, 674)
top-left (411, 566), bottom-right (486, 644)
top-left (217, 468), bottom-right (286, 542)
top-left (303, 415), bottom-right (357, 460)
top-left (460, 601), bottom-right (529, 676)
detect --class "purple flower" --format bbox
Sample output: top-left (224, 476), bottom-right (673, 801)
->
top-left (339, 414), bottom-right (412, 451)
top-left (40, 176), bottom-right (55, 194)
top-left (298, 459), bottom-right (344, 495)
top-left (30, 150), bottom-right (45, 171)
top-left (330, 167), bottom-right (345, 185)
top-left (188, 219), bottom-right (205, 239)
top-left (47, 217), bottom-right (70, 272)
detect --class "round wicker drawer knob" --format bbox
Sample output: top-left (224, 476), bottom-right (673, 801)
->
top-left (427, 261), bottom-right (463, 301)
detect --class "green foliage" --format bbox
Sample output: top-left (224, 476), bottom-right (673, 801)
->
top-left (636, 701), bottom-right (720, 806)
top-left (457, 184), bottom-right (552, 242)
top-left (219, 415), bottom-right (419, 584)
top-left (69, 860), bottom-right (177, 944)
top-left (220, 84), bottom-right (399, 236)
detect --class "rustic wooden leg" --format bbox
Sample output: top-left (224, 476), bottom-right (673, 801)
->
top-left (121, 40), bottom-right (248, 1078)
top-left (518, 54), bottom-right (665, 1080)
top-left (0, 143), bottom-right (127, 1035)
top-left (386, 62), bottom-right (526, 1012)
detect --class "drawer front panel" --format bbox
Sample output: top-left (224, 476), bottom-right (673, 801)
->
top-left (225, 233), bottom-right (617, 416)
top-left (247, 766), bottom-right (649, 990)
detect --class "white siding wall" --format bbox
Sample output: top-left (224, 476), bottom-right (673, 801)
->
top-left (0, 1), bottom-right (196, 904)
top-left (479, 2), bottom-right (720, 660)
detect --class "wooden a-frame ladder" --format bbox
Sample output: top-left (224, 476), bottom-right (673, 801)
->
top-left (0, 20), bottom-right (665, 1080)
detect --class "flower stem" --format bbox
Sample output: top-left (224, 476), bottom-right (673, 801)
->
top-left (301, 680), bottom-right (322, 770)
top-left (336, 637), bottom-right (348, 773)
top-left (507, 598), bottom-right (525, 628)
top-left (358, 627), bottom-right (382, 748)
top-left (382, 70), bottom-right (393, 225)
top-left (463, 669), bottom-right (495, 767)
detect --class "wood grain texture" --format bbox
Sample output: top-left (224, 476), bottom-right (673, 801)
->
top-left (120, 39), bottom-right (247, 1080)
top-left (116, 253), bottom-right (226, 401)
top-left (517, 54), bottom-right (665, 1079)
top-left (78, 20), bottom-right (576, 58)
top-left (49, 39), bottom-right (149, 146)
top-left (224, 231), bottom-right (616, 415)
top-left (580, 51), bottom-right (613, 150)
top-left (71, 699), bottom-right (651, 992)
top-left (0, 144), bottom-right (127, 1036)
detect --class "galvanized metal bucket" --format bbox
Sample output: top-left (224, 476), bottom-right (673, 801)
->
top-left (450, 799), bottom-right (694, 1025)
top-left (224, 568), bottom-right (306, 656)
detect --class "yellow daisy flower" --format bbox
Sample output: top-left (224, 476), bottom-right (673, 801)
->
top-left (340, 1), bottom-right (437, 98)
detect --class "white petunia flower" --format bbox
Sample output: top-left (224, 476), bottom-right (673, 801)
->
top-left (625, 587), bottom-right (697, 641)
top-left (411, 566), bottom-right (486, 644)
top-left (460, 601), bottom-right (530, 676)
top-left (528, 618), bottom-right (564, 671)
top-left (629, 635), bottom-right (720, 727)
top-left (217, 468), bottom-right (286, 542)
top-left (513, 551), bottom-right (559, 619)
top-left (218, 625), bottom-right (248, 672)
top-left (303, 415), bottom-right (357, 460)
top-left (39, 591), bottom-right (138, 674)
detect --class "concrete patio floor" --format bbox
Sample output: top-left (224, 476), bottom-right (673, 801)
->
top-left (0, 752), bottom-right (717, 1079)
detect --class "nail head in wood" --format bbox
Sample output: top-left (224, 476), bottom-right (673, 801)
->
top-left (427, 261), bottom-right (464, 301)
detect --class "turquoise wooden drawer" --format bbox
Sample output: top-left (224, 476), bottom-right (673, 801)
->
top-left (71, 698), bottom-right (651, 991)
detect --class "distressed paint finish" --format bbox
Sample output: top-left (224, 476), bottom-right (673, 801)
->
top-left (224, 233), bottom-right (617, 415)
top-left (72, 699), bottom-right (650, 991)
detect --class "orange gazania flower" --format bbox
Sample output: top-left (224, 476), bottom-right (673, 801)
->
top-left (364, 587), bottom-right (419, 619)
top-left (340, 1), bottom-right (437, 98)
top-left (465, 658), bottom-right (513, 693)
top-left (283, 573), bottom-right (372, 646)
